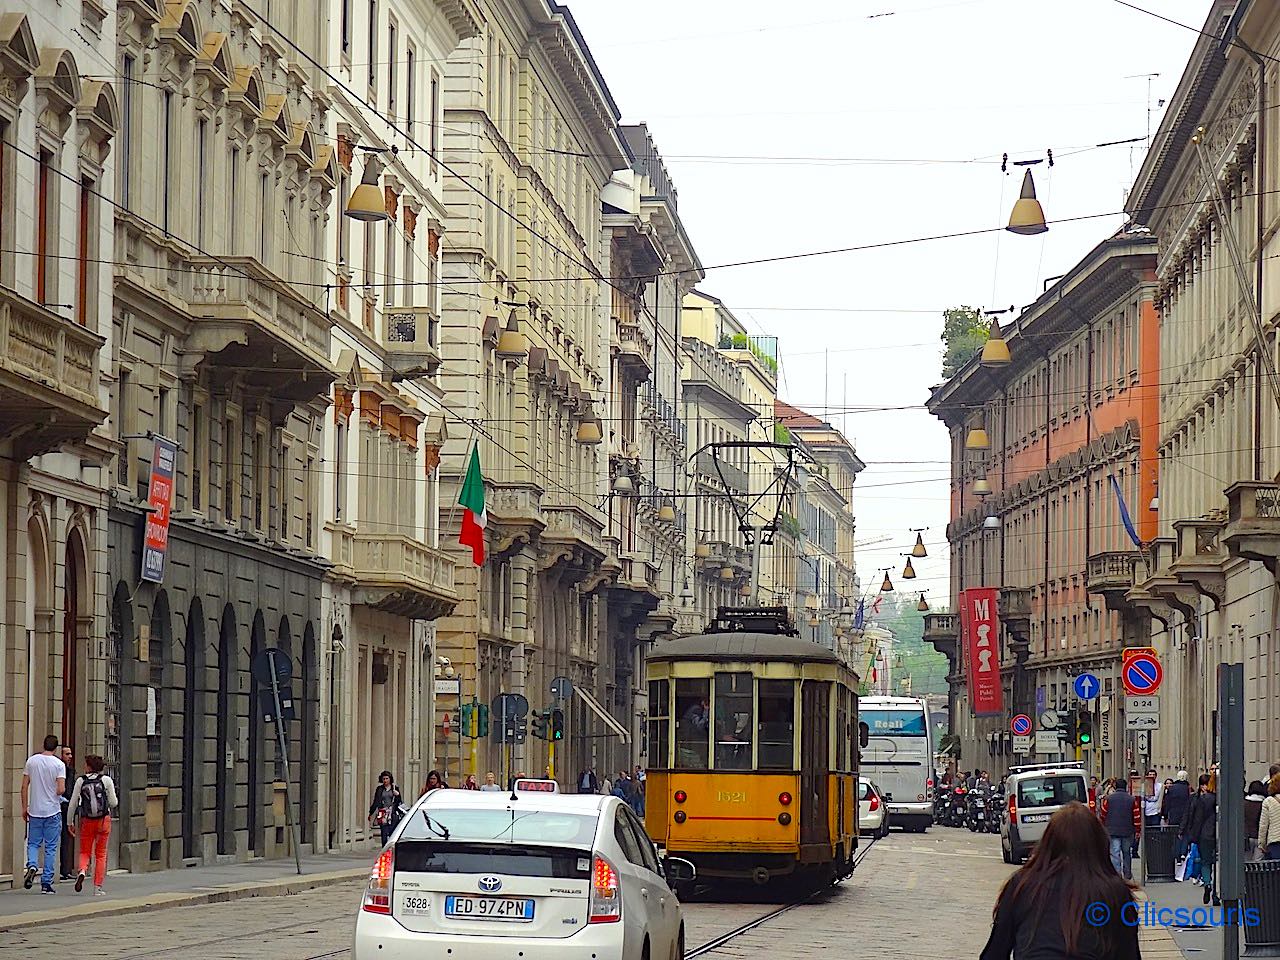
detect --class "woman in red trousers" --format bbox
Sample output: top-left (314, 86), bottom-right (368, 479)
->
top-left (68, 755), bottom-right (118, 895)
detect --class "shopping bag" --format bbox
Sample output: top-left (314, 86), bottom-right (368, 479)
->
top-left (1186, 842), bottom-right (1200, 880)
top-left (1175, 856), bottom-right (1188, 881)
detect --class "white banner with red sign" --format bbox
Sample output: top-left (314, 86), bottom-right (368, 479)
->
top-left (960, 587), bottom-right (1003, 717)
top-left (140, 436), bottom-right (177, 584)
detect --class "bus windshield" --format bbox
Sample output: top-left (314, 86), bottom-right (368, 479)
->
top-left (864, 710), bottom-right (927, 737)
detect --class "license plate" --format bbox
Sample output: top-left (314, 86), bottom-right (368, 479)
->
top-left (1021, 813), bottom-right (1052, 823)
top-left (444, 896), bottom-right (535, 921)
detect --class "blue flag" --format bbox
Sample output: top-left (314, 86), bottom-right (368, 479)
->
top-left (1109, 475), bottom-right (1143, 549)
top-left (853, 599), bottom-right (866, 630)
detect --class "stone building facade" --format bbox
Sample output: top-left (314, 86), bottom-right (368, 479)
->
top-left (0, 4), bottom-right (116, 883)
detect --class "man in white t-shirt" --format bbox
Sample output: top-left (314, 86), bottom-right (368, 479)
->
top-left (22, 735), bottom-right (67, 893)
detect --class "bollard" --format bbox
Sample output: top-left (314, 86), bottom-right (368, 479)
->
top-left (1243, 860), bottom-right (1280, 957)
top-left (1145, 825), bottom-right (1180, 882)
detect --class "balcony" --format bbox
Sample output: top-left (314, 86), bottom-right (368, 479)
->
top-left (181, 256), bottom-right (332, 401)
top-left (618, 552), bottom-right (661, 593)
top-left (540, 502), bottom-right (606, 581)
top-left (922, 613), bottom-right (959, 678)
top-left (342, 531), bottom-right (458, 620)
top-left (1086, 551), bottom-right (1140, 611)
top-left (382, 305), bottom-right (442, 379)
top-left (0, 287), bottom-right (107, 457)
top-left (1129, 537), bottom-right (1199, 632)
top-left (1170, 517), bottom-right (1227, 610)
top-left (486, 482), bottom-right (546, 558)
top-left (1224, 481), bottom-right (1280, 574)
top-left (695, 450), bottom-right (749, 493)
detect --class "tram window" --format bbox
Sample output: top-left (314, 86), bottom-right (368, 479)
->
top-left (674, 678), bottom-right (710, 769)
top-left (758, 679), bottom-right (795, 769)
top-left (647, 680), bottom-right (669, 768)
top-left (713, 672), bottom-right (752, 770)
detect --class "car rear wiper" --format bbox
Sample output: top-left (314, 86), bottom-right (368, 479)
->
top-left (491, 811), bottom-right (537, 840)
top-left (421, 809), bottom-right (450, 840)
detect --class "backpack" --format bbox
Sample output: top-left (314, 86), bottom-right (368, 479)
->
top-left (79, 774), bottom-right (108, 820)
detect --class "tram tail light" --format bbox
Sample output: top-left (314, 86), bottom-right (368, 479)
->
top-left (777, 812), bottom-right (792, 825)
top-left (674, 790), bottom-right (687, 804)
top-left (778, 792), bottom-right (792, 806)
top-left (362, 847), bottom-right (394, 914)
top-left (926, 778), bottom-right (934, 789)
top-left (589, 855), bottom-right (622, 924)
top-left (673, 810), bottom-right (687, 824)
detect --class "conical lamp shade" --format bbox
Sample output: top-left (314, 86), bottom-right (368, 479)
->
top-left (695, 542), bottom-right (711, 559)
top-left (980, 319), bottom-right (1011, 367)
top-left (880, 571), bottom-right (893, 593)
top-left (973, 477), bottom-right (993, 497)
top-left (965, 425), bottom-right (990, 450)
top-left (720, 566), bottom-right (734, 581)
top-left (917, 593), bottom-right (929, 612)
top-left (657, 503), bottom-right (676, 523)
top-left (911, 533), bottom-right (927, 558)
top-left (345, 162), bottom-right (389, 222)
top-left (808, 615), bottom-right (819, 627)
top-left (575, 418), bottom-right (603, 444)
top-left (496, 318), bottom-right (529, 358)
top-left (1006, 169), bottom-right (1048, 235)
top-left (739, 584), bottom-right (752, 597)
top-left (902, 557), bottom-right (917, 580)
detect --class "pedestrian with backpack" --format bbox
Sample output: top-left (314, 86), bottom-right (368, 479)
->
top-left (69, 755), bottom-right (117, 895)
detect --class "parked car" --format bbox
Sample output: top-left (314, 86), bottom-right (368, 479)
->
top-left (858, 777), bottom-right (890, 839)
top-left (354, 786), bottom-right (695, 960)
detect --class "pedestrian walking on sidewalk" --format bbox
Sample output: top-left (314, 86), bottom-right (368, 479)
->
top-left (980, 802), bottom-right (1139, 960)
top-left (1258, 774), bottom-right (1280, 861)
top-left (479, 771), bottom-right (503, 792)
top-left (1245, 780), bottom-right (1267, 862)
top-left (1164, 770), bottom-right (1192, 860)
top-left (368, 771), bottom-right (402, 845)
top-left (58, 746), bottom-right (76, 881)
top-left (70, 755), bottom-right (117, 895)
top-left (1102, 775), bottom-right (1138, 880)
top-left (421, 769), bottom-right (448, 796)
top-left (21, 734), bottom-right (67, 893)
top-left (1183, 773), bottom-right (1219, 905)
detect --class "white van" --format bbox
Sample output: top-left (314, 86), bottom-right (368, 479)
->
top-left (1000, 762), bottom-right (1088, 865)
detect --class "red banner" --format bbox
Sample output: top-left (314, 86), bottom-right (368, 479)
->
top-left (960, 587), bottom-right (1003, 717)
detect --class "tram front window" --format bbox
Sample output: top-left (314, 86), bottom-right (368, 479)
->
top-left (714, 672), bottom-right (753, 770)
top-left (674, 678), bottom-right (710, 768)
top-left (758, 679), bottom-right (795, 769)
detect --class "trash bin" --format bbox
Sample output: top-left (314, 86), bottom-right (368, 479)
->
top-left (1243, 859), bottom-right (1280, 957)
top-left (1145, 825), bottom-right (1179, 882)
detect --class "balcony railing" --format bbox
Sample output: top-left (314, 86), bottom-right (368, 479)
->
top-left (348, 531), bottom-right (458, 620)
top-left (1085, 551), bottom-right (1139, 597)
top-left (1224, 481), bottom-right (1280, 570)
top-left (0, 287), bottom-right (106, 455)
top-left (695, 450), bottom-right (749, 493)
top-left (383, 305), bottom-right (442, 378)
top-left (923, 613), bottom-right (959, 641)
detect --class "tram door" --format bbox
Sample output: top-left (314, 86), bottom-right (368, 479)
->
top-left (800, 680), bottom-right (831, 850)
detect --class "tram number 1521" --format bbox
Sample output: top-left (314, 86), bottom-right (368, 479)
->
top-left (717, 791), bottom-right (747, 803)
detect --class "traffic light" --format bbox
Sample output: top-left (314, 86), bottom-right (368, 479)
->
top-left (459, 702), bottom-right (474, 738)
top-left (477, 704), bottom-right (490, 738)
top-left (1077, 711), bottom-right (1093, 746)
top-left (1063, 709), bottom-right (1079, 746)
top-left (550, 708), bottom-right (564, 741)
top-left (531, 710), bottom-right (548, 740)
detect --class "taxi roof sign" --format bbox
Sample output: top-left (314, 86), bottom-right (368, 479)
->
top-left (513, 778), bottom-right (559, 793)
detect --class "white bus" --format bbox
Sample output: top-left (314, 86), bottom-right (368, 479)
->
top-left (858, 696), bottom-right (934, 832)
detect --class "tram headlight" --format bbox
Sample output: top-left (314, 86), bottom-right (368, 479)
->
top-left (778, 792), bottom-right (792, 806)
top-left (777, 812), bottom-right (792, 826)
top-left (673, 810), bottom-right (687, 824)
top-left (674, 790), bottom-right (687, 804)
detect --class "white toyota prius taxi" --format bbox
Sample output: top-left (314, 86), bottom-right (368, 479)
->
top-left (353, 785), bottom-right (695, 960)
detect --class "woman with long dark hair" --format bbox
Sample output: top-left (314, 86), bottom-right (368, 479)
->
top-left (980, 802), bottom-right (1140, 960)
top-left (421, 769), bottom-right (448, 796)
top-left (367, 771), bottom-right (402, 845)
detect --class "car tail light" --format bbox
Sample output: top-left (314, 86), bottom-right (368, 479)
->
top-left (362, 847), bottom-right (394, 914)
top-left (1007, 794), bottom-right (1017, 819)
top-left (778, 812), bottom-right (792, 825)
top-left (673, 810), bottom-right (687, 824)
top-left (674, 790), bottom-right (687, 804)
top-left (868, 792), bottom-right (880, 812)
top-left (589, 855), bottom-right (622, 923)
top-left (778, 792), bottom-right (792, 806)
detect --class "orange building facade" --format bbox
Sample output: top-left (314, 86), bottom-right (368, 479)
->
top-left (927, 230), bottom-right (1160, 777)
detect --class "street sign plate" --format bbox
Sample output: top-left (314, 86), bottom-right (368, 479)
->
top-left (1125, 713), bottom-right (1160, 729)
top-left (1010, 714), bottom-right (1032, 736)
top-left (1122, 647), bottom-right (1157, 662)
top-left (1073, 673), bottom-right (1101, 701)
top-left (1013, 734), bottom-right (1032, 754)
top-left (1122, 654), bottom-right (1163, 696)
top-left (1035, 731), bottom-right (1060, 753)
top-left (1039, 709), bottom-right (1059, 729)
top-left (492, 693), bottom-right (529, 718)
top-left (1136, 731), bottom-right (1150, 753)
top-left (252, 647), bottom-right (293, 687)
top-left (550, 677), bottom-right (573, 702)
top-left (1125, 695), bottom-right (1159, 714)
top-left (435, 679), bottom-right (460, 696)
top-left (1099, 707), bottom-right (1112, 750)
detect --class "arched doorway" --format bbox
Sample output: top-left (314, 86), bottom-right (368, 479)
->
top-left (148, 592), bottom-right (171, 790)
top-left (25, 510), bottom-right (53, 742)
top-left (182, 598), bottom-right (205, 860)
top-left (62, 533), bottom-right (87, 754)
top-left (215, 604), bottom-right (236, 856)
top-left (300, 623), bottom-right (317, 846)
top-left (108, 582), bottom-right (133, 864)
top-left (277, 617), bottom-right (292, 789)
top-left (247, 611), bottom-right (267, 854)
top-left (327, 625), bottom-right (343, 849)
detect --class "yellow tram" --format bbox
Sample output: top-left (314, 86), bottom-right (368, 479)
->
top-left (644, 607), bottom-right (861, 887)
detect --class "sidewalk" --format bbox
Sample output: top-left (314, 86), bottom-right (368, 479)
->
top-left (0, 846), bottom-right (378, 931)
top-left (1141, 873), bottom-right (1242, 960)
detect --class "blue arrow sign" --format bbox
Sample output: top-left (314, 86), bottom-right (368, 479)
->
top-left (1074, 673), bottom-right (1100, 701)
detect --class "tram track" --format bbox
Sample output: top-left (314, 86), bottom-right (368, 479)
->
top-left (685, 835), bottom-right (880, 958)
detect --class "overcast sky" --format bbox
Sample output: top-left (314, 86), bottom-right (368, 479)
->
top-left (570, 0), bottom-right (1200, 608)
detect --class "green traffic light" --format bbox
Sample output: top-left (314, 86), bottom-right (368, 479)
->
top-left (1080, 732), bottom-right (1092, 744)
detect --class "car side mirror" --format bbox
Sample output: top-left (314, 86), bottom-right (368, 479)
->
top-left (663, 856), bottom-right (696, 885)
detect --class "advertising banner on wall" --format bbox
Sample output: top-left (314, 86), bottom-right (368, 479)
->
top-left (140, 435), bottom-right (178, 584)
top-left (960, 587), bottom-right (1004, 717)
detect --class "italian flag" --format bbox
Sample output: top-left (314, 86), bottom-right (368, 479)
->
top-left (458, 446), bottom-right (486, 566)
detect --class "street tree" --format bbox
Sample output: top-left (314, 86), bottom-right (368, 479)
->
top-left (941, 306), bottom-right (987, 379)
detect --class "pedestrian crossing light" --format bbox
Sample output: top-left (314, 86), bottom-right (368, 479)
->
top-left (1078, 712), bottom-right (1093, 746)
top-left (477, 704), bottom-right (490, 738)
top-left (551, 708), bottom-right (564, 741)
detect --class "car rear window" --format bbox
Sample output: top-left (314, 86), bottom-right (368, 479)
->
top-left (397, 807), bottom-right (599, 846)
top-left (394, 842), bottom-right (591, 879)
top-left (1017, 776), bottom-right (1086, 807)
top-left (858, 782), bottom-right (870, 801)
